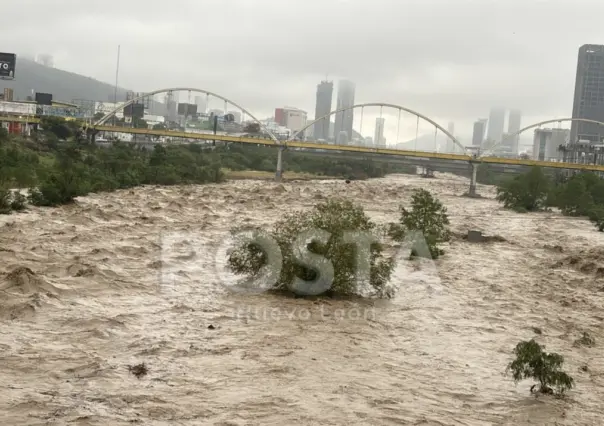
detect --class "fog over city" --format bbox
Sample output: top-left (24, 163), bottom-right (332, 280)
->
top-left (2, 0), bottom-right (604, 142)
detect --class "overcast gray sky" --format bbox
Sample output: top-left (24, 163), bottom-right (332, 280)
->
top-left (3, 0), bottom-right (603, 144)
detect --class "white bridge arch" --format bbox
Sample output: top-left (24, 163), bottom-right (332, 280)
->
top-left (482, 117), bottom-right (604, 157)
top-left (92, 87), bottom-right (280, 143)
top-left (289, 102), bottom-right (466, 153)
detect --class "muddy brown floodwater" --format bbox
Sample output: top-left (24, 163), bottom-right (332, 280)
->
top-left (1, 173), bottom-right (603, 425)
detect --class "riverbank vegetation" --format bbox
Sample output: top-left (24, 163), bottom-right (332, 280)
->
top-left (495, 166), bottom-right (604, 231)
top-left (0, 118), bottom-right (414, 213)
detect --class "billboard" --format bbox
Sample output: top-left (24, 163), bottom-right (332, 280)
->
top-left (0, 52), bottom-right (16, 79)
top-left (35, 92), bottom-right (53, 105)
top-left (177, 103), bottom-right (197, 116)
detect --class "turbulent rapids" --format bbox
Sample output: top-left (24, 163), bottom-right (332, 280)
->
top-left (1, 173), bottom-right (603, 425)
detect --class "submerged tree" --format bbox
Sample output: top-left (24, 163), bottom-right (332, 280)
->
top-left (390, 189), bottom-right (450, 259)
top-left (507, 339), bottom-right (574, 397)
top-left (227, 199), bottom-right (396, 298)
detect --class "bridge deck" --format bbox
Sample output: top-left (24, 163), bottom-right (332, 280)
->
top-left (2, 116), bottom-right (604, 172)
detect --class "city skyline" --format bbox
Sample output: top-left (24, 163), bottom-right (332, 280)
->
top-left (3, 1), bottom-right (602, 138)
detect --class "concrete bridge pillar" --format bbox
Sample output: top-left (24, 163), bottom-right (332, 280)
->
top-left (275, 145), bottom-right (284, 182)
top-left (468, 161), bottom-right (479, 197)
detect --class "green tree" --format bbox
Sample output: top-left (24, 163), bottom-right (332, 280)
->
top-left (0, 187), bottom-right (11, 214)
top-left (588, 206), bottom-right (604, 232)
top-left (557, 176), bottom-right (593, 216)
top-left (243, 122), bottom-right (261, 134)
top-left (390, 189), bottom-right (451, 259)
top-left (507, 339), bottom-right (574, 396)
top-left (0, 127), bottom-right (8, 143)
top-left (496, 167), bottom-right (550, 212)
top-left (227, 199), bottom-right (396, 298)
top-left (40, 116), bottom-right (74, 140)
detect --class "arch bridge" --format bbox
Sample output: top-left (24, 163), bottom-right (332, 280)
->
top-left (85, 89), bottom-right (604, 195)
top-left (483, 117), bottom-right (604, 158)
top-left (91, 87), bottom-right (281, 144)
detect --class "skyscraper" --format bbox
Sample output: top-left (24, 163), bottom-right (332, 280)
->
top-left (313, 80), bottom-right (333, 141)
top-left (374, 117), bottom-right (385, 147)
top-left (194, 95), bottom-right (207, 114)
top-left (333, 80), bottom-right (356, 144)
top-left (570, 44), bottom-right (604, 143)
top-left (506, 109), bottom-right (522, 153)
top-left (486, 107), bottom-right (505, 147)
top-left (446, 122), bottom-right (455, 152)
top-left (472, 119), bottom-right (487, 148)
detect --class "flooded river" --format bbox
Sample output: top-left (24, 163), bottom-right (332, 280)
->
top-left (1, 173), bottom-right (603, 425)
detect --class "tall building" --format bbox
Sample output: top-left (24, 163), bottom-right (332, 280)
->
top-left (532, 128), bottom-right (569, 161)
top-left (504, 109), bottom-right (522, 154)
top-left (274, 107), bottom-right (308, 135)
top-left (571, 44), bottom-right (604, 143)
top-left (472, 119), bottom-right (487, 148)
top-left (194, 95), bottom-right (207, 114)
top-left (3, 88), bottom-right (13, 102)
top-left (374, 117), bottom-right (385, 147)
top-left (446, 122), bottom-right (455, 152)
top-left (336, 131), bottom-right (349, 145)
top-left (313, 80), bottom-right (333, 141)
top-left (486, 107), bottom-right (505, 147)
top-left (506, 109), bottom-right (522, 153)
top-left (333, 80), bottom-right (355, 144)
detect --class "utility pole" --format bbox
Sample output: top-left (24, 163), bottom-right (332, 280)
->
top-left (113, 45), bottom-right (120, 126)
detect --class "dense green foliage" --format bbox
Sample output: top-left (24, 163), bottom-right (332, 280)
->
top-left (227, 200), bottom-right (396, 298)
top-left (221, 144), bottom-right (414, 180)
top-left (0, 117), bottom-right (413, 213)
top-left (496, 167), bottom-right (550, 212)
top-left (496, 166), bottom-right (604, 231)
top-left (507, 339), bottom-right (574, 396)
top-left (389, 189), bottom-right (451, 259)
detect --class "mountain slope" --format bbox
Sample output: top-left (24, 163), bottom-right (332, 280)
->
top-left (0, 57), bottom-right (130, 103)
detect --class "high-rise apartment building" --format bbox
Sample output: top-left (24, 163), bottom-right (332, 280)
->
top-left (472, 119), bottom-right (487, 148)
top-left (506, 109), bottom-right (522, 153)
top-left (374, 117), bottom-right (385, 147)
top-left (333, 80), bottom-right (355, 144)
top-left (194, 95), bottom-right (207, 114)
top-left (446, 122), bottom-right (455, 152)
top-left (570, 44), bottom-right (604, 143)
top-left (313, 80), bottom-right (333, 141)
top-left (532, 128), bottom-right (569, 161)
top-left (486, 107), bottom-right (505, 146)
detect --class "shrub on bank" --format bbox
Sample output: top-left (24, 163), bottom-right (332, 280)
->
top-left (495, 168), bottom-right (604, 232)
top-left (0, 188), bottom-right (27, 214)
top-left (227, 199), bottom-right (396, 298)
top-left (496, 167), bottom-right (550, 212)
top-left (0, 116), bottom-right (415, 209)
